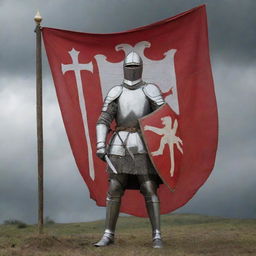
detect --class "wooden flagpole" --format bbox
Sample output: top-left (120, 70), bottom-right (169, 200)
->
top-left (34, 11), bottom-right (44, 234)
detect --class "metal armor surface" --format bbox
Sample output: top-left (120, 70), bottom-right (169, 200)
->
top-left (143, 83), bottom-right (165, 106)
top-left (109, 83), bottom-right (164, 156)
top-left (102, 85), bottom-right (123, 112)
top-left (124, 51), bottom-right (142, 66)
top-left (116, 84), bottom-right (150, 128)
top-left (109, 83), bottom-right (151, 155)
top-left (123, 51), bottom-right (143, 86)
top-left (97, 82), bottom-right (165, 156)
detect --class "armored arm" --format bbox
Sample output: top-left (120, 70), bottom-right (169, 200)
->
top-left (96, 103), bottom-right (117, 159)
top-left (96, 86), bottom-right (122, 160)
top-left (143, 83), bottom-right (165, 110)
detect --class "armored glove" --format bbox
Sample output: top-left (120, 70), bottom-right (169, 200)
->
top-left (96, 142), bottom-right (106, 161)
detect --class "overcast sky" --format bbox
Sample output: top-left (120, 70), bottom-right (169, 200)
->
top-left (0, 0), bottom-right (255, 224)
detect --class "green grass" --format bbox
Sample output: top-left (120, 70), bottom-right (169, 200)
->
top-left (0, 214), bottom-right (255, 256)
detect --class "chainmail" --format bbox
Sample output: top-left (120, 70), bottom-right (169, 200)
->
top-left (107, 154), bottom-right (157, 175)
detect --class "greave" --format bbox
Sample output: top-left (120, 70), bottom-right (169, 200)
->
top-left (145, 197), bottom-right (161, 239)
top-left (104, 196), bottom-right (121, 234)
top-left (94, 196), bottom-right (121, 247)
top-left (145, 197), bottom-right (163, 248)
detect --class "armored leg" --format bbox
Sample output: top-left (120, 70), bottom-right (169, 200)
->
top-left (94, 174), bottom-right (127, 247)
top-left (139, 177), bottom-right (163, 249)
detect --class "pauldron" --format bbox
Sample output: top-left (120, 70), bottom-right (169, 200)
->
top-left (142, 83), bottom-right (165, 107)
top-left (102, 85), bottom-right (123, 112)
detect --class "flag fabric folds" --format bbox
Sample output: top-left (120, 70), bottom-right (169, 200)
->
top-left (42, 5), bottom-right (218, 217)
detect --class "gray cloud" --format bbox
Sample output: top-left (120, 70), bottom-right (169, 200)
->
top-left (0, 0), bottom-right (256, 77)
top-left (0, 0), bottom-right (255, 223)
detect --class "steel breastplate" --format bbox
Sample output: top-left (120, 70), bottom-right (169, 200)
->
top-left (116, 85), bottom-right (152, 128)
top-left (108, 84), bottom-right (152, 156)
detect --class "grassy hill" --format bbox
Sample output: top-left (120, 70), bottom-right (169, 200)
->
top-left (0, 214), bottom-right (255, 256)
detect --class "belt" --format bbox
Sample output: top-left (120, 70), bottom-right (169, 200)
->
top-left (115, 127), bottom-right (141, 133)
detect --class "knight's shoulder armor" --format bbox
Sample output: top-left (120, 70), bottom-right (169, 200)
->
top-left (142, 83), bottom-right (165, 106)
top-left (102, 85), bottom-right (123, 111)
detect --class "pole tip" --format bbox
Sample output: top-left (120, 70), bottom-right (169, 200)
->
top-left (34, 10), bottom-right (42, 24)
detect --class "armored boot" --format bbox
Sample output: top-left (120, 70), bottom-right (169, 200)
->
top-left (94, 229), bottom-right (114, 247)
top-left (140, 180), bottom-right (163, 249)
top-left (94, 178), bottom-right (124, 247)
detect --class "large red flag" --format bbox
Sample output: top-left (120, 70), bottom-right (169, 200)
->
top-left (42, 5), bottom-right (218, 217)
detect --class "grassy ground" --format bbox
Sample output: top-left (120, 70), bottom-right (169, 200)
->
top-left (0, 214), bottom-right (255, 256)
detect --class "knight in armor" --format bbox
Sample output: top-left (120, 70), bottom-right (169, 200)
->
top-left (94, 51), bottom-right (165, 248)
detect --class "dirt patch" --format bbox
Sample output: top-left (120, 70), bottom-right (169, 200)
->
top-left (21, 235), bottom-right (73, 250)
